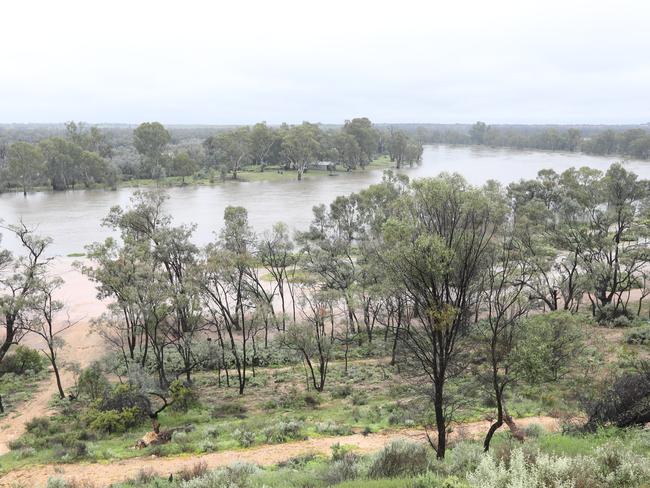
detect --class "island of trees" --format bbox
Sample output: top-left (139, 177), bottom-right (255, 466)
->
top-left (0, 119), bottom-right (424, 194)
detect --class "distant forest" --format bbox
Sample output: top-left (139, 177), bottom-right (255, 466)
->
top-left (411, 122), bottom-right (650, 159)
top-left (0, 120), bottom-right (649, 194)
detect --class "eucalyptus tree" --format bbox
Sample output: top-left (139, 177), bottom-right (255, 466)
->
top-left (281, 122), bottom-right (322, 180)
top-left (26, 276), bottom-right (77, 399)
top-left (333, 132), bottom-right (362, 170)
top-left (7, 142), bottom-right (44, 196)
top-left (171, 151), bottom-right (199, 184)
top-left (405, 140), bottom-right (424, 167)
top-left (298, 195), bottom-right (364, 333)
top-left (133, 122), bottom-right (171, 178)
top-left (201, 206), bottom-right (257, 394)
top-left (100, 190), bottom-right (205, 384)
top-left (203, 127), bottom-right (252, 179)
top-left (282, 288), bottom-right (335, 392)
top-left (378, 174), bottom-right (507, 459)
top-left (257, 222), bottom-right (297, 331)
top-left (249, 122), bottom-right (278, 170)
top-left (342, 117), bottom-right (379, 168)
top-left (0, 224), bottom-right (52, 366)
top-left (386, 129), bottom-right (409, 169)
top-left (478, 233), bottom-right (531, 451)
top-left (580, 164), bottom-right (650, 314)
top-left (39, 137), bottom-right (83, 190)
top-left (65, 121), bottom-right (113, 158)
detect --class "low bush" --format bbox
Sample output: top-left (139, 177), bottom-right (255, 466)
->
top-left (315, 420), bottom-right (353, 436)
top-left (467, 443), bottom-right (650, 488)
top-left (351, 391), bottom-right (369, 406)
top-left (172, 430), bottom-right (193, 452)
top-left (179, 463), bottom-right (258, 488)
top-left (596, 304), bottom-right (635, 327)
top-left (368, 440), bottom-right (430, 478)
top-left (523, 423), bottom-right (546, 439)
top-left (0, 346), bottom-right (44, 375)
top-left (331, 384), bottom-right (353, 398)
top-left (25, 416), bottom-right (52, 436)
top-left (177, 461), bottom-right (209, 482)
top-left (170, 380), bottom-right (199, 412)
top-left (625, 326), bottom-right (650, 345)
top-left (324, 451), bottom-right (360, 484)
top-left (77, 362), bottom-right (109, 401)
top-left (263, 420), bottom-right (305, 443)
top-left (233, 428), bottom-right (256, 447)
top-left (83, 406), bottom-right (143, 433)
top-left (211, 401), bottom-right (247, 419)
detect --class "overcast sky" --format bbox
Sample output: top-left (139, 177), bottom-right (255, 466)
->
top-left (2, 0), bottom-right (649, 125)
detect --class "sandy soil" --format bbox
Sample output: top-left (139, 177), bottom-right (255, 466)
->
top-left (0, 258), bottom-right (108, 455)
top-left (0, 416), bottom-right (559, 487)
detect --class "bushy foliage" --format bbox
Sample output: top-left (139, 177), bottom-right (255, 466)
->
top-left (585, 363), bottom-right (650, 428)
top-left (77, 362), bottom-right (109, 401)
top-left (233, 428), bottom-right (256, 448)
top-left (0, 346), bottom-right (44, 374)
top-left (324, 451), bottom-right (360, 485)
top-left (210, 401), bottom-right (247, 419)
top-left (179, 462), bottom-right (258, 488)
top-left (596, 304), bottom-right (636, 327)
top-left (170, 380), bottom-right (199, 412)
top-left (467, 443), bottom-right (650, 488)
top-left (83, 406), bottom-right (143, 433)
top-left (101, 383), bottom-right (151, 417)
top-left (368, 440), bottom-right (430, 478)
top-left (625, 326), bottom-right (650, 345)
top-left (262, 420), bottom-right (305, 444)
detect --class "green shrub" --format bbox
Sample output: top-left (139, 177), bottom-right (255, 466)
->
top-left (410, 473), bottom-right (469, 488)
top-left (100, 383), bottom-right (150, 416)
top-left (25, 416), bottom-right (51, 436)
top-left (324, 451), bottom-right (360, 484)
top-left (316, 420), bottom-right (353, 436)
top-left (233, 428), bottom-right (256, 448)
top-left (179, 462), bottom-right (258, 488)
top-left (211, 401), bottom-right (247, 419)
top-left (445, 442), bottom-right (485, 477)
top-left (170, 380), bottom-right (199, 412)
top-left (46, 479), bottom-right (68, 488)
top-left (0, 346), bottom-right (44, 374)
top-left (84, 406), bottom-right (143, 433)
top-left (198, 439), bottom-right (217, 453)
top-left (332, 384), bottom-right (353, 398)
top-left (467, 444), bottom-right (650, 488)
top-left (263, 420), bottom-right (305, 443)
top-left (523, 423), bottom-right (546, 439)
top-left (351, 391), bottom-right (369, 406)
top-left (172, 430), bottom-right (192, 452)
top-left (596, 304), bottom-right (635, 327)
top-left (77, 362), bottom-right (109, 401)
top-left (368, 440), bottom-right (430, 478)
top-left (625, 326), bottom-right (650, 345)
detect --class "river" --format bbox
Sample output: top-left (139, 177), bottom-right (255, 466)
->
top-left (0, 144), bottom-right (647, 255)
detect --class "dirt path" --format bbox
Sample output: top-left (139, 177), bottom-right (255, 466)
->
top-left (0, 259), bottom-right (107, 455)
top-left (0, 416), bottom-right (559, 487)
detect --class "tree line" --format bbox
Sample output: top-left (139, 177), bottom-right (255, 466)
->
top-left (2, 163), bottom-right (649, 458)
top-left (0, 119), bottom-right (423, 193)
top-left (419, 121), bottom-right (650, 159)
